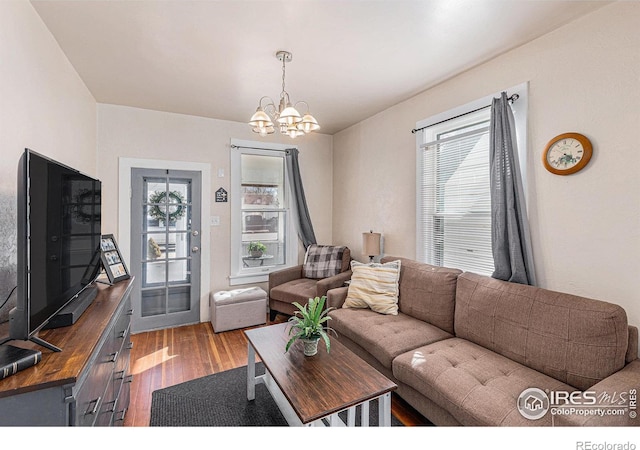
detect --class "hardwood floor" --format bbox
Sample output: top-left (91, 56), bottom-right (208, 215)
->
top-left (125, 317), bottom-right (430, 427)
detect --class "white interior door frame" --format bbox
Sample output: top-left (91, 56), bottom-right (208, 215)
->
top-left (118, 157), bottom-right (211, 322)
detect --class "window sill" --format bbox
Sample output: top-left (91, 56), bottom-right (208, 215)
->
top-left (229, 272), bottom-right (269, 286)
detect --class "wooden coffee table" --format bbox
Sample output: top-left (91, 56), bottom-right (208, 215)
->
top-left (244, 323), bottom-right (397, 426)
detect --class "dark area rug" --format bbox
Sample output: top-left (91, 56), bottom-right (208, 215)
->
top-left (150, 363), bottom-right (403, 427)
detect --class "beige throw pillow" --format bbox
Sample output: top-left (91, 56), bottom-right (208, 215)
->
top-left (343, 260), bottom-right (401, 315)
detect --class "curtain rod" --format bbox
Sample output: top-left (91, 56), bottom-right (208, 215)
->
top-left (230, 144), bottom-right (296, 153)
top-left (411, 93), bottom-right (519, 134)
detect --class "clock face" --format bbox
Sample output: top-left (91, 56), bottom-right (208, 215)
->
top-left (546, 138), bottom-right (584, 170)
top-left (543, 133), bottom-right (592, 175)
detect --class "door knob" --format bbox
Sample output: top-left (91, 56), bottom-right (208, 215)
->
top-left (192, 230), bottom-right (199, 236)
top-left (192, 246), bottom-right (199, 253)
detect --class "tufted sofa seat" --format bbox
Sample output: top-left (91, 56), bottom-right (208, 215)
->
top-left (330, 308), bottom-right (452, 371)
top-left (328, 256), bottom-right (640, 426)
top-left (392, 338), bottom-right (574, 426)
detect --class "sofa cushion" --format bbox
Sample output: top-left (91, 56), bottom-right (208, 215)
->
top-left (393, 338), bottom-right (575, 426)
top-left (454, 272), bottom-right (629, 390)
top-left (343, 260), bottom-right (401, 315)
top-left (303, 245), bottom-right (348, 279)
top-left (330, 308), bottom-right (452, 369)
top-left (380, 256), bottom-right (461, 334)
top-left (270, 278), bottom-right (318, 305)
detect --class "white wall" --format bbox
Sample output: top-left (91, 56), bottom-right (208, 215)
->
top-left (333, 2), bottom-right (640, 332)
top-left (97, 104), bottom-right (333, 318)
top-left (0, 1), bottom-right (97, 321)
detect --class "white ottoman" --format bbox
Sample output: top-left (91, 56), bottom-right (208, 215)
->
top-left (211, 287), bottom-right (267, 333)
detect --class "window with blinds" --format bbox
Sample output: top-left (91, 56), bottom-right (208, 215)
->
top-left (417, 108), bottom-right (494, 275)
top-left (229, 139), bottom-right (298, 285)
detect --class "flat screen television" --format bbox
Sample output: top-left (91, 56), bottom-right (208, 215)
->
top-left (9, 149), bottom-right (102, 352)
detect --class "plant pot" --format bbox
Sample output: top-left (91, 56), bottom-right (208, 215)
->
top-left (301, 338), bottom-right (320, 356)
top-left (250, 250), bottom-right (263, 258)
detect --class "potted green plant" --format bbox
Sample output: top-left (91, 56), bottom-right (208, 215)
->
top-left (285, 296), bottom-right (335, 356)
top-left (248, 241), bottom-right (267, 258)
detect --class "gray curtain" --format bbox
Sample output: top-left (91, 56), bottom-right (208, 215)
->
top-left (285, 148), bottom-right (317, 249)
top-left (489, 92), bottom-right (536, 285)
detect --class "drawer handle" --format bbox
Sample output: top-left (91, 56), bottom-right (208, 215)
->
top-left (115, 407), bottom-right (128, 422)
top-left (127, 342), bottom-right (134, 350)
top-left (106, 400), bottom-right (116, 413)
top-left (127, 308), bottom-right (134, 316)
top-left (125, 374), bottom-right (134, 384)
top-left (118, 323), bottom-right (131, 339)
top-left (110, 351), bottom-right (119, 362)
top-left (115, 370), bottom-right (125, 381)
top-left (85, 397), bottom-right (101, 416)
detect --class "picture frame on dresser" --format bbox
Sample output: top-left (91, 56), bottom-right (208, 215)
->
top-left (100, 234), bottom-right (130, 284)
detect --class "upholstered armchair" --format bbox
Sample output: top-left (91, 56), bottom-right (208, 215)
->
top-left (268, 245), bottom-right (352, 321)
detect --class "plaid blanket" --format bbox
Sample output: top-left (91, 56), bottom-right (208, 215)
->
top-left (303, 245), bottom-right (346, 279)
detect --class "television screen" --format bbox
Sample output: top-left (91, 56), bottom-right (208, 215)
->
top-left (11, 149), bottom-right (102, 347)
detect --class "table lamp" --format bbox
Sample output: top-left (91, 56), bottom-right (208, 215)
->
top-left (362, 230), bottom-right (381, 263)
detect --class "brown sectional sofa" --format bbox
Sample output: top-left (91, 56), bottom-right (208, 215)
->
top-left (328, 256), bottom-right (640, 426)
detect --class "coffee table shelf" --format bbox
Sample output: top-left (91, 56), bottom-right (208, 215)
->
top-left (244, 323), bottom-right (397, 426)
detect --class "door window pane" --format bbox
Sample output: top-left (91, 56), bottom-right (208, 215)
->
top-left (142, 261), bottom-right (165, 287)
top-left (141, 288), bottom-right (165, 317)
top-left (168, 286), bottom-right (190, 313)
top-left (168, 260), bottom-right (190, 284)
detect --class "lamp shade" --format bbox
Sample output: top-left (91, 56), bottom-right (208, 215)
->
top-left (249, 108), bottom-right (274, 129)
top-left (277, 105), bottom-right (302, 125)
top-left (362, 231), bottom-right (381, 258)
top-left (298, 113), bottom-right (320, 133)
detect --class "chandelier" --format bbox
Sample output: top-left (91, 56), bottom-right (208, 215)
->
top-left (249, 51), bottom-right (320, 138)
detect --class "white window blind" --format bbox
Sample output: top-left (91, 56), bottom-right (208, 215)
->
top-left (417, 110), bottom-right (494, 276)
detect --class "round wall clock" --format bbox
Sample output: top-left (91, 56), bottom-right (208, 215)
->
top-left (542, 132), bottom-right (593, 175)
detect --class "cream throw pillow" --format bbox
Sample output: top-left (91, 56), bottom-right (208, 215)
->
top-left (343, 260), bottom-right (401, 315)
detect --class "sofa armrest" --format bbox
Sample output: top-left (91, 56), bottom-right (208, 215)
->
top-left (327, 286), bottom-right (349, 309)
top-left (316, 271), bottom-right (352, 298)
top-left (268, 265), bottom-right (303, 291)
top-left (554, 360), bottom-right (640, 426)
top-left (627, 325), bottom-right (638, 363)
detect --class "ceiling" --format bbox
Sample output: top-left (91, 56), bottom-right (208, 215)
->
top-left (31, 0), bottom-right (611, 135)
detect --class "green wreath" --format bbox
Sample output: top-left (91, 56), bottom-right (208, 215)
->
top-left (148, 190), bottom-right (186, 223)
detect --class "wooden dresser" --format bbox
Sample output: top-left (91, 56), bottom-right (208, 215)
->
top-left (0, 278), bottom-right (134, 426)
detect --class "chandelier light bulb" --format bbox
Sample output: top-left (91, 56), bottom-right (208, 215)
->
top-left (286, 124), bottom-right (304, 138)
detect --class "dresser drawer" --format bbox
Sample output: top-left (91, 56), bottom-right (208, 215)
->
top-left (74, 335), bottom-right (118, 425)
top-left (113, 297), bottom-right (132, 343)
top-left (94, 379), bottom-right (115, 426)
top-left (112, 373), bottom-right (132, 426)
